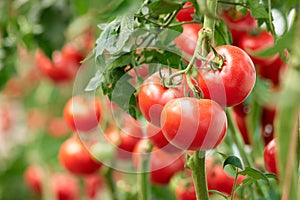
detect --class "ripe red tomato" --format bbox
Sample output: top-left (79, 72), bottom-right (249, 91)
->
top-left (63, 96), bottom-right (101, 132)
top-left (105, 119), bottom-right (142, 159)
top-left (24, 165), bottom-right (44, 195)
top-left (263, 138), bottom-right (278, 175)
top-left (261, 107), bottom-right (276, 145)
top-left (161, 97), bottom-right (227, 150)
top-left (84, 174), bottom-right (104, 199)
top-left (197, 45), bottom-right (256, 107)
top-left (132, 140), bottom-right (185, 185)
top-left (35, 49), bottom-right (77, 82)
top-left (232, 103), bottom-right (251, 145)
top-left (175, 180), bottom-right (197, 200)
top-left (59, 136), bottom-right (102, 176)
top-left (257, 55), bottom-right (287, 87)
top-left (174, 24), bottom-right (202, 59)
top-left (47, 117), bottom-right (70, 138)
top-left (61, 43), bottom-right (84, 66)
top-left (237, 30), bottom-right (278, 68)
top-left (50, 173), bottom-right (79, 200)
top-left (146, 122), bottom-right (181, 153)
top-left (176, 2), bottom-right (195, 22)
top-left (138, 69), bottom-right (185, 127)
top-left (207, 165), bottom-right (245, 195)
top-left (221, 8), bottom-right (257, 45)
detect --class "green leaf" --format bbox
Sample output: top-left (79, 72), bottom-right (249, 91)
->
top-left (254, 24), bottom-right (296, 58)
top-left (248, 0), bottom-right (268, 19)
top-left (95, 20), bottom-right (121, 56)
top-left (111, 73), bottom-right (136, 112)
top-left (265, 173), bottom-right (278, 179)
top-left (151, 185), bottom-right (177, 200)
top-left (85, 70), bottom-right (105, 91)
top-left (223, 155), bottom-right (243, 170)
top-left (149, 0), bottom-right (181, 15)
top-left (238, 167), bottom-right (270, 184)
top-left (214, 20), bottom-right (232, 46)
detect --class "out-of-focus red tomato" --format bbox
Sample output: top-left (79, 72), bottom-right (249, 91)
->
top-left (24, 165), bottom-right (44, 195)
top-left (222, 8), bottom-right (257, 45)
top-left (176, 2), bottom-right (195, 22)
top-left (50, 173), bottom-right (79, 200)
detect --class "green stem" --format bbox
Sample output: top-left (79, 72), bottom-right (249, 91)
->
top-left (225, 108), bottom-right (252, 167)
top-left (102, 167), bottom-right (118, 200)
top-left (188, 151), bottom-right (209, 200)
top-left (226, 108), bottom-right (269, 198)
top-left (198, 0), bottom-right (218, 55)
top-left (230, 168), bottom-right (239, 200)
top-left (138, 142), bottom-right (153, 200)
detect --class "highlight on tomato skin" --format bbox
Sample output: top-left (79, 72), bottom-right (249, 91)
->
top-left (160, 97), bottom-right (227, 151)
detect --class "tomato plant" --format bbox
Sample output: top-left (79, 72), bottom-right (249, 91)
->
top-left (1, 0), bottom-right (300, 200)
top-left (197, 45), bottom-right (256, 107)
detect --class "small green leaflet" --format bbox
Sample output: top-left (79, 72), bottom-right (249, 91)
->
top-left (223, 155), bottom-right (244, 170)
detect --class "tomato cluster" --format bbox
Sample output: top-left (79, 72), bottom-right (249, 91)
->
top-left (35, 44), bottom-right (84, 83)
top-left (17, 1), bottom-right (291, 200)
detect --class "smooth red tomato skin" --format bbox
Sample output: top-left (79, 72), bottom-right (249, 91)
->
top-left (50, 173), bottom-right (79, 200)
top-left (138, 69), bottom-right (185, 127)
top-left (174, 24), bottom-right (202, 58)
top-left (258, 55), bottom-right (287, 87)
top-left (105, 124), bottom-right (142, 159)
top-left (132, 140), bottom-right (185, 185)
top-left (145, 122), bottom-right (181, 153)
top-left (264, 138), bottom-right (278, 175)
top-left (84, 174), bottom-right (104, 199)
top-left (35, 49), bottom-right (76, 82)
top-left (176, 2), bottom-right (195, 22)
top-left (24, 165), bottom-right (43, 195)
top-left (62, 43), bottom-right (84, 66)
top-left (207, 165), bottom-right (245, 195)
top-left (237, 30), bottom-right (278, 67)
top-left (222, 8), bottom-right (257, 45)
top-left (161, 97), bottom-right (227, 150)
top-left (232, 103), bottom-right (251, 145)
top-left (59, 136), bottom-right (102, 176)
top-left (197, 45), bottom-right (256, 107)
top-left (63, 96), bottom-right (101, 132)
